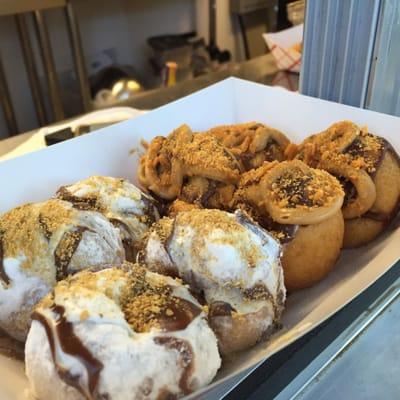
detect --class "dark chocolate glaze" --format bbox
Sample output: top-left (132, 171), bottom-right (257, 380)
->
top-left (363, 211), bottom-right (389, 222)
top-left (338, 177), bottom-right (357, 207)
top-left (235, 209), bottom-right (297, 245)
top-left (343, 134), bottom-right (399, 178)
top-left (32, 304), bottom-right (103, 400)
top-left (209, 301), bottom-right (236, 317)
top-left (54, 226), bottom-right (88, 280)
top-left (200, 180), bottom-right (218, 207)
top-left (146, 192), bottom-right (170, 217)
top-left (239, 140), bottom-right (284, 171)
top-left (56, 187), bottom-right (99, 211)
top-left (0, 232), bottom-right (10, 285)
top-left (243, 283), bottom-right (284, 324)
top-left (153, 336), bottom-right (194, 394)
top-left (157, 298), bottom-right (201, 332)
top-left (276, 174), bottom-right (314, 208)
top-left (139, 193), bottom-right (159, 225)
top-left (38, 213), bottom-right (53, 241)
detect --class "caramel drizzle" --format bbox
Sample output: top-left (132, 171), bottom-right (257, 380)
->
top-left (0, 232), bottom-right (10, 285)
top-left (54, 226), bottom-right (88, 280)
top-left (32, 304), bottom-right (103, 400)
top-left (153, 336), bottom-right (194, 394)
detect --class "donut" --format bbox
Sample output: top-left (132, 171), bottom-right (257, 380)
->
top-left (138, 124), bottom-right (241, 209)
top-left (25, 263), bottom-right (221, 400)
top-left (56, 176), bottom-right (159, 261)
top-left (138, 208), bottom-right (285, 354)
top-left (233, 160), bottom-right (345, 291)
top-left (0, 199), bottom-right (124, 341)
top-left (296, 120), bottom-right (400, 247)
top-left (205, 122), bottom-right (291, 170)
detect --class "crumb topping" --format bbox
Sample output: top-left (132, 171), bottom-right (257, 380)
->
top-left (270, 167), bottom-right (342, 209)
top-left (344, 133), bottom-right (385, 174)
top-left (206, 122), bottom-right (289, 170)
top-left (0, 200), bottom-right (76, 281)
top-left (176, 209), bottom-right (242, 236)
top-left (298, 122), bottom-right (386, 176)
top-left (120, 265), bottom-right (173, 333)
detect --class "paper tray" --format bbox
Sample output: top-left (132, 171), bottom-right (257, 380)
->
top-left (0, 78), bottom-right (399, 399)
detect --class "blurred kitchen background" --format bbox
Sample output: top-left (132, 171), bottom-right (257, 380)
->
top-left (0, 0), bottom-right (304, 137)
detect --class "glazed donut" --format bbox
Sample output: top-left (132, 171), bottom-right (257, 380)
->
top-left (138, 125), bottom-right (242, 201)
top-left (56, 176), bottom-right (159, 261)
top-left (206, 122), bottom-right (290, 170)
top-left (0, 199), bottom-right (124, 341)
top-left (25, 263), bottom-right (221, 400)
top-left (138, 209), bottom-right (285, 354)
top-left (233, 161), bottom-right (345, 291)
top-left (296, 120), bottom-right (400, 247)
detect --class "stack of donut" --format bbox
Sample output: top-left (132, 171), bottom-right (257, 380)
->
top-left (1, 118), bottom-right (398, 400)
top-left (1, 172), bottom-right (286, 399)
top-left (138, 120), bottom-right (400, 291)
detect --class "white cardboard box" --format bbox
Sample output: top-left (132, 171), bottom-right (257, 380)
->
top-left (0, 78), bottom-right (399, 399)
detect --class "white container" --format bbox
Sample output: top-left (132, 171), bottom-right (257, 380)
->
top-left (0, 78), bottom-right (399, 399)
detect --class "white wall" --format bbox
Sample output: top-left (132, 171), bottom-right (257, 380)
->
top-left (0, 0), bottom-right (196, 137)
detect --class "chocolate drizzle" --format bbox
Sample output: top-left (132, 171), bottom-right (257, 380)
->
top-left (235, 209), bottom-right (297, 244)
top-left (157, 298), bottom-right (201, 332)
top-left (209, 301), bottom-right (236, 317)
top-left (0, 232), bottom-right (10, 286)
top-left (32, 304), bottom-right (103, 399)
top-left (54, 226), bottom-right (88, 280)
top-left (153, 336), bottom-right (194, 394)
top-left (243, 283), bottom-right (283, 323)
top-left (343, 134), bottom-right (390, 178)
top-left (56, 187), bottom-right (100, 211)
top-left (338, 177), bottom-right (357, 207)
top-left (38, 213), bottom-right (53, 241)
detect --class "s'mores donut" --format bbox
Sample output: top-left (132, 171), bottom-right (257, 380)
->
top-left (56, 176), bottom-right (159, 260)
top-left (138, 209), bottom-right (285, 354)
top-left (296, 121), bottom-right (400, 247)
top-left (25, 264), bottom-right (221, 400)
top-left (0, 199), bottom-right (124, 341)
top-left (234, 160), bottom-right (345, 291)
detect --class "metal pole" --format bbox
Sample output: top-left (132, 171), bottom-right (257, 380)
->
top-left (33, 10), bottom-right (64, 121)
top-left (0, 56), bottom-right (18, 136)
top-left (15, 13), bottom-right (48, 126)
top-left (64, 1), bottom-right (91, 112)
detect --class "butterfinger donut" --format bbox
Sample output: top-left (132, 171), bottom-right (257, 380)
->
top-left (233, 160), bottom-right (345, 291)
top-left (25, 263), bottom-right (221, 400)
top-left (138, 125), bottom-right (242, 206)
top-left (138, 209), bottom-right (285, 354)
top-left (206, 122), bottom-right (290, 170)
top-left (0, 199), bottom-right (124, 341)
top-left (296, 121), bottom-right (400, 247)
top-left (56, 176), bottom-right (159, 261)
